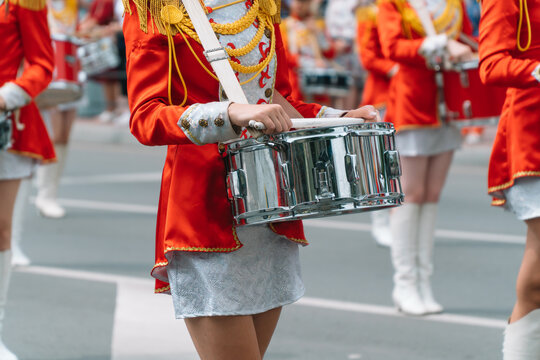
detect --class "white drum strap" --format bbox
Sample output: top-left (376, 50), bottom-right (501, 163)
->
top-left (180, 0), bottom-right (263, 136)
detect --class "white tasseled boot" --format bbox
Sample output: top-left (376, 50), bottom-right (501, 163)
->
top-left (35, 144), bottom-right (67, 218)
top-left (11, 180), bottom-right (30, 266)
top-left (371, 209), bottom-right (392, 247)
top-left (503, 309), bottom-right (540, 360)
top-left (417, 203), bottom-right (443, 314)
top-left (390, 203), bottom-right (427, 316)
top-left (0, 251), bottom-right (18, 360)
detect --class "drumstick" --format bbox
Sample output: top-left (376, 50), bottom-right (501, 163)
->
top-left (247, 91), bottom-right (304, 130)
top-left (250, 117), bottom-right (365, 130)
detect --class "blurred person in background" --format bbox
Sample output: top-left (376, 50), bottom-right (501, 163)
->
top-left (0, 0), bottom-right (55, 357)
top-left (324, 0), bottom-right (364, 108)
top-left (356, 0), bottom-right (398, 247)
top-left (78, 0), bottom-right (128, 124)
top-left (34, 0), bottom-right (80, 219)
top-left (479, 0), bottom-right (540, 358)
top-left (378, 0), bottom-right (475, 316)
top-left (280, 0), bottom-right (337, 102)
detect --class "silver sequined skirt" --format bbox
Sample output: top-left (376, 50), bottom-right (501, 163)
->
top-left (503, 177), bottom-right (540, 221)
top-left (395, 124), bottom-right (461, 157)
top-left (166, 224), bottom-right (305, 319)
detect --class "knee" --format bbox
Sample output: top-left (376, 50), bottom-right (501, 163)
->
top-left (424, 192), bottom-right (441, 203)
top-left (404, 190), bottom-right (425, 204)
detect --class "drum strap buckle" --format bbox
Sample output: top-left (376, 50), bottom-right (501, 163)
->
top-left (204, 47), bottom-right (229, 64)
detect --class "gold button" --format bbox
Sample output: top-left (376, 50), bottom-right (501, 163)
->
top-left (199, 119), bottom-right (209, 127)
top-left (264, 28), bottom-right (271, 39)
top-left (214, 117), bottom-right (225, 127)
top-left (218, 143), bottom-right (226, 153)
top-left (181, 119), bottom-right (190, 129)
top-left (265, 88), bottom-right (273, 98)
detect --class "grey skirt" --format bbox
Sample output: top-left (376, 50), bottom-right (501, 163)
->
top-left (395, 124), bottom-right (461, 157)
top-left (0, 151), bottom-right (36, 180)
top-left (503, 177), bottom-right (540, 221)
top-left (166, 224), bottom-right (305, 319)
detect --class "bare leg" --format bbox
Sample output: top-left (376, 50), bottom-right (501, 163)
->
top-left (184, 315), bottom-right (262, 360)
top-left (424, 151), bottom-right (454, 203)
top-left (510, 217), bottom-right (540, 323)
top-left (51, 108), bottom-right (76, 145)
top-left (0, 179), bottom-right (21, 251)
top-left (399, 155), bottom-right (429, 204)
top-left (252, 307), bottom-right (282, 357)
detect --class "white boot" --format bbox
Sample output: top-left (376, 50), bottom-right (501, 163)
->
top-left (371, 209), bottom-right (392, 247)
top-left (0, 251), bottom-right (18, 360)
top-left (35, 144), bottom-right (67, 218)
top-left (11, 180), bottom-right (30, 266)
top-left (417, 203), bottom-right (443, 314)
top-left (503, 309), bottom-right (540, 359)
top-left (390, 203), bottom-right (427, 316)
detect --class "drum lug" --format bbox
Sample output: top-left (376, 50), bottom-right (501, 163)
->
top-left (227, 169), bottom-right (247, 199)
top-left (280, 162), bottom-right (292, 191)
top-left (312, 161), bottom-right (335, 200)
top-left (344, 154), bottom-right (360, 183)
top-left (384, 150), bottom-right (402, 179)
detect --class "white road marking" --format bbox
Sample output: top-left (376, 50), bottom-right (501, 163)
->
top-left (62, 172), bottom-right (162, 185)
top-left (51, 198), bottom-right (525, 245)
top-left (16, 265), bottom-right (506, 333)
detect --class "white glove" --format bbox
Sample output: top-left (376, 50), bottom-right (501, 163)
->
top-left (532, 64), bottom-right (540, 83)
top-left (419, 34), bottom-right (448, 58)
top-left (0, 82), bottom-right (31, 111)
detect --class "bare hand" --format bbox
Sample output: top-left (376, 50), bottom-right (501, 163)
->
top-left (343, 105), bottom-right (380, 122)
top-left (228, 103), bottom-right (292, 134)
top-left (447, 40), bottom-right (475, 63)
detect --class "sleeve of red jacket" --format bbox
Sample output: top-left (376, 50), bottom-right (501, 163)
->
top-left (124, 4), bottom-right (195, 147)
top-left (274, 24), bottom-right (323, 117)
top-left (357, 19), bottom-right (396, 77)
top-left (14, 5), bottom-right (54, 98)
top-left (478, 0), bottom-right (540, 88)
top-left (377, 1), bottom-right (425, 67)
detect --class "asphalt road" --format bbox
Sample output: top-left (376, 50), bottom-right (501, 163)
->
top-left (8, 121), bottom-right (524, 360)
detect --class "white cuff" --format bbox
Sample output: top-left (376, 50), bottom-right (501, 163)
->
top-left (316, 106), bottom-right (347, 118)
top-left (532, 64), bottom-right (540, 83)
top-left (419, 34), bottom-right (448, 58)
top-left (0, 82), bottom-right (31, 111)
top-left (178, 101), bottom-right (239, 145)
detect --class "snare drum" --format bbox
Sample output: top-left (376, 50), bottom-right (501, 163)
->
top-left (444, 60), bottom-right (506, 127)
top-left (0, 112), bottom-right (12, 151)
top-left (300, 68), bottom-right (352, 97)
top-left (77, 36), bottom-right (120, 77)
top-left (36, 34), bottom-right (83, 108)
top-left (225, 122), bottom-right (403, 226)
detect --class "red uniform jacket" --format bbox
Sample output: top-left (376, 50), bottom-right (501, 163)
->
top-left (123, 1), bottom-right (324, 293)
top-left (357, 5), bottom-right (395, 109)
top-left (377, 0), bottom-right (472, 132)
top-left (1, 0), bottom-right (55, 162)
top-left (479, 0), bottom-right (540, 205)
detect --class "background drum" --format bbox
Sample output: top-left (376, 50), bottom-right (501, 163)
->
top-left (444, 60), bottom-right (507, 127)
top-left (77, 36), bottom-right (120, 78)
top-left (0, 112), bottom-right (12, 151)
top-left (225, 121), bottom-right (403, 226)
top-left (300, 68), bottom-right (352, 97)
top-left (36, 34), bottom-right (83, 109)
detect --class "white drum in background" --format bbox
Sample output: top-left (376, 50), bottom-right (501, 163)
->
top-left (77, 36), bottom-right (121, 77)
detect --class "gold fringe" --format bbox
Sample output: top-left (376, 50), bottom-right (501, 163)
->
top-left (270, 0), bottom-right (280, 24)
top-left (7, 0), bottom-right (46, 11)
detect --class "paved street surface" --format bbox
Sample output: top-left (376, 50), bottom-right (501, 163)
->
top-left (9, 121), bottom-right (522, 360)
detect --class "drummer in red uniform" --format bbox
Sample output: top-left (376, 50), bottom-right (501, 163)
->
top-left (121, 0), bottom-right (377, 356)
top-left (479, 0), bottom-right (540, 358)
top-left (377, 0), bottom-right (475, 316)
top-left (356, 0), bottom-right (398, 247)
top-left (0, 0), bottom-right (55, 358)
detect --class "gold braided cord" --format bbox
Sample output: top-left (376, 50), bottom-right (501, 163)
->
top-left (6, 0), bottom-right (46, 10)
top-left (517, 0), bottom-right (532, 52)
top-left (401, 0), bottom-right (462, 39)
top-left (226, 15), bottom-right (266, 56)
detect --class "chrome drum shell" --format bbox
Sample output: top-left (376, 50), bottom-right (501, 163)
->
top-left (225, 123), bottom-right (403, 226)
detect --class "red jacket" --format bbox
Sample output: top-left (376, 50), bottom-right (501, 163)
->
top-left (123, 0), bottom-right (324, 293)
top-left (479, 0), bottom-right (540, 205)
top-left (1, 0), bottom-right (56, 162)
top-left (377, 0), bottom-right (473, 132)
top-left (357, 5), bottom-right (395, 109)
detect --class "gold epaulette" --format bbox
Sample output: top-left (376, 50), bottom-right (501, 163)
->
top-left (356, 4), bottom-right (377, 24)
top-left (123, 0), bottom-right (281, 35)
top-left (6, 0), bottom-right (46, 11)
